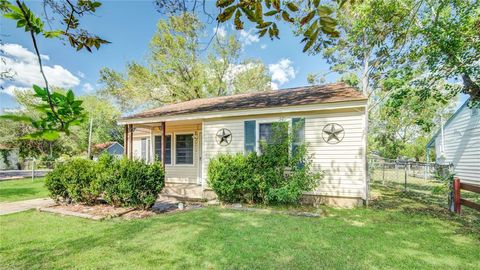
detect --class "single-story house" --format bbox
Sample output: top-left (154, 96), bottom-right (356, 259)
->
top-left (118, 83), bottom-right (368, 207)
top-left (92, 141), bottom-right (124, 160)
top-left (426, 99), bottom-right (480, 185)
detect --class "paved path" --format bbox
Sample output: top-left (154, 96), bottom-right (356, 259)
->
top-left (0, 198), bottom-right (55, 215)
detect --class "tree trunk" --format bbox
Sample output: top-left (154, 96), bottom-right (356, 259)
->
top-left (462, 74), bottom-right (480, 102)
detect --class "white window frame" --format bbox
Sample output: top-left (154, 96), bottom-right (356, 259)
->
top-left (256, 118), bottom-right (291, 153)
top-left (153, 133), bottom-right (173, 166)
top-left (174, 132), bottom-right (195, 166)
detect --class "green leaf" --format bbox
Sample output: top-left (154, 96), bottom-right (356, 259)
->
top-left (216, 0), bottom-right (235, 8)
top-left (264, 10), bottom-right (278, 16)
top-left (32, 85), bottom-right (46, 96)
top-left (317, 5), bottom-right (333, 16)
top-left (282, 11), bottom-right (294, 23)
top-left (43, 30), bottom-right (63, 38)
top-left (217, 5), bottom-right (237, 22)
top-left (286, 2), bottom-right (299, 12)
top-left (67, 89), bottom-right (75, 103)
top-left (300, 11), bottom-right (315, 25)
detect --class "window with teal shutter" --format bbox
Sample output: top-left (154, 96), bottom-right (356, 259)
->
top-left (244, 120), bottom-right (256, 153)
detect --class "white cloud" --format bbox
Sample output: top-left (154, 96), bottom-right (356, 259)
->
top-left (260, 44), bottom-right (267, 50)
top-left (0, 43), bottom-right (80, 89)
top-left (239, 29), bottom-right (259, 46)
top-left (77, 71), bottom-right (85, 78)
top-left (268, 58), bottom-right (296, 86)
top-left (271, 82), bottom-right (279, 90)
top-left (214, 26), bottom-right (227, 38)
top-left (1, 43), bottom-right (49, 63)
top-left (0, 85), bottom-right (31, 97)
top-left (82, 83), bottom-right (94, 93)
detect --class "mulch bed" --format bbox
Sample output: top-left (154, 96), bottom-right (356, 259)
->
top-left (39, 201), bottom-right (204, 220)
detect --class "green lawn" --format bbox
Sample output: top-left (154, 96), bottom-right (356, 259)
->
top-left (1, 187), bottom-right (479, 269)
top-left (0, 178), bottom-right (49, 202)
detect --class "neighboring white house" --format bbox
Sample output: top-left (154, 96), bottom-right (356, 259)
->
top-left (118, 83), bottom-right (368, 207)
top-left (426, 99), bottom-right (480, 185)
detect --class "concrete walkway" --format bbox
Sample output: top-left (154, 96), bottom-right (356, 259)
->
top-left (0, 198), bottom-right (55, 215)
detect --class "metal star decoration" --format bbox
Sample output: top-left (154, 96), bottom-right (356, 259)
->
top-left (322, 123), bottom-right (344, 144)
top-left (216, 128), bottom-right (232, 146)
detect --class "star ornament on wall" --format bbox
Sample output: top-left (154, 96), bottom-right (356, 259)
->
top-left (216, 128), bottom-right (232, 146)
top-left (322, 123), bottom-right (345, 144)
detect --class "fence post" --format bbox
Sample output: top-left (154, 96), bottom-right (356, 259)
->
top-left (382, 163), bottom-right (385, 185)
top-left (31, 158), bottom-right (35, 182)
top-left (404, 163), bottom-right (407, 192)
top-left (453, 177), bottom-right (461, 214)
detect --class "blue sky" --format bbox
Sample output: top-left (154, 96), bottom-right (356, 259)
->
top-left (0, 1), bottom-right (467, 113)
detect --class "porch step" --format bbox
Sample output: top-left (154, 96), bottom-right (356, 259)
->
top-left (161, 183), bottom-right (205, 202)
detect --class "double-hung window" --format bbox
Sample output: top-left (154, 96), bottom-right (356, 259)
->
top-left (258, 122), bottom-right (288, 153)
top-left (154, 135), bottom-right (171, 164)
top-left (175, 134), bottom-right (194, 165)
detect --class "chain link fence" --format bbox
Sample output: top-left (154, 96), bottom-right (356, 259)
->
top-left (0, 158), bottom-right (54, 180)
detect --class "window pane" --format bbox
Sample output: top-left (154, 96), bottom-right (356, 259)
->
top-left (154, 135), bottom-right (172, 164)
top-left (259, 123), bottom-right (273, 144)
top-left (141, 138), bottom-right (147, 161)
top-left (176, 134), bottom-right (193, 164)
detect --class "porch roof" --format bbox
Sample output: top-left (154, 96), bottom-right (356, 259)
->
top-left (120, 82), bottom-right (366, 122)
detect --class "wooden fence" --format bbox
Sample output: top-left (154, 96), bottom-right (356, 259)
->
top-left (453, 177), bottom-right (480, 214)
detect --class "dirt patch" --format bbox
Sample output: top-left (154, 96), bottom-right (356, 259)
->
top-left (40, 201), bottom-right (204, 220)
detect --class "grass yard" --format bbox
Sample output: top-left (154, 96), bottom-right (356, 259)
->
top-left (0, 178), bottom-right (49, 202)
top-left (1, 187), bottom-right (479, 269)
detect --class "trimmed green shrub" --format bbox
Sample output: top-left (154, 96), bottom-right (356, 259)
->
top-left (45, 158), bottom-right (99, 204)
top-left (101, 158), bottom-right (165, 209)
top-left (208, 122), bottom-right (321, 205)
top-left (46, 154), bottom-right (165, 208)
top-left (208, 153), bottom-right (259, 203)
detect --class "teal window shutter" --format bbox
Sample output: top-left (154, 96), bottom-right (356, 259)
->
top-left (292, 117), bottom-right (305, 157)
top-left (244, 120), bottom-right (256, 153)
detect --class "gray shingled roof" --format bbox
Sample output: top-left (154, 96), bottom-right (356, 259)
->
top-left (122, 82), bottom-right (366, 120)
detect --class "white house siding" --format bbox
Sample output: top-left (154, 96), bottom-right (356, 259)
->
top-left (132, 123), bottom-right (201, 184)
top-left (202, 107), bottom-right (367, 200)
top-left (434, 106), bottom-right (480, 185)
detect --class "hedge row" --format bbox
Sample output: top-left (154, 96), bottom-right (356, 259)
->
top-left (45, 155), bottom-right (165, 209)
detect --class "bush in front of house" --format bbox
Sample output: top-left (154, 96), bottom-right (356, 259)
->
top-left (46, 154), bottom-right (165, 208)
top-left (208, 153), bottom-right (260, 203)
top-left (46, 158), bottom-right (100, 204)
top-left (100, 157), bottom-right (165, 209)
top-left (208, 123), bottom-right (321, 205)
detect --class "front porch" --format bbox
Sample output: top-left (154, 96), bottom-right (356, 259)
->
top-left (123, 120), bottom-right (207, 201)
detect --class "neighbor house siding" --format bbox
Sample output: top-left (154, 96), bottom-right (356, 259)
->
top-left (132, 123), bottom-right (201, 184)
top-left (202, 108), bottom-right (367, 199)
top-left (434, 106), bottom-right (480, 185)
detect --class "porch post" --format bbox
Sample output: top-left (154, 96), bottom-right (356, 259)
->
top-left (161, 122), bottom-right (166, 169)
top-left (129, 124), bottom-right (134, 159)
top-left (124, 125), bottom-right (128, 156)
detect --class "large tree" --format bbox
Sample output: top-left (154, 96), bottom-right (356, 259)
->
top-left (99, 13), bottom-right (272, 112)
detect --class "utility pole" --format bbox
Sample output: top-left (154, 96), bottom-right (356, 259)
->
top-left (87, 118), bottom-right (93, 159)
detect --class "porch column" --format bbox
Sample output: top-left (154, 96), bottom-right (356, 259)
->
top-left (161, 122), bottom-right (166, 168)
top-left (129, 124), bottom-right (134, 159)
top-left (123, 125), bottom-right (128, 156)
